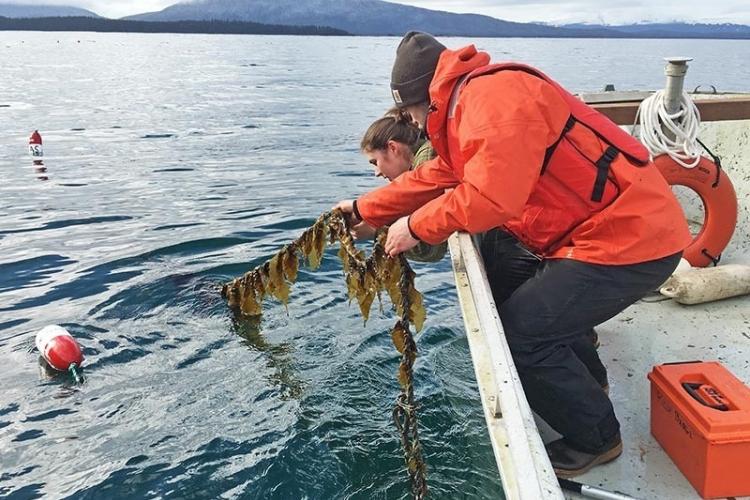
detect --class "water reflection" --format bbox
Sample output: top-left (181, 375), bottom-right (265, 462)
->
top-left (37, 356), bottom-right (85, 386)
top-left (230, 313), bottom-right (305, 400)
top-left (33, 161), bottom-right (48, 181)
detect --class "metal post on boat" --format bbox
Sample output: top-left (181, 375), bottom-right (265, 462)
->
top-left (663, 56), bottom-right (693, 115)
top-left (661, 57), bottom-right (693, 141)
top-left (558, 478), bottom-right (640, 500)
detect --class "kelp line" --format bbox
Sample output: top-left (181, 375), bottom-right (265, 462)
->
top-left (221, 209), bottom-right (428, 499)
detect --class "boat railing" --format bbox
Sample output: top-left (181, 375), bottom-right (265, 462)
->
top-left (448, 232), bottom-right (564, 500)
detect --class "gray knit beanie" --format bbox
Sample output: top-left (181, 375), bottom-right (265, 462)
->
top-left (390, 31), bottom-right (446, 108)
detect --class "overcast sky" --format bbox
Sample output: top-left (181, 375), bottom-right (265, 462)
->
top-left (7, 0), bottom-right (750, 24)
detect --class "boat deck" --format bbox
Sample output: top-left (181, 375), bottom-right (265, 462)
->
top-left (560, 285), bottom-right (750, 499)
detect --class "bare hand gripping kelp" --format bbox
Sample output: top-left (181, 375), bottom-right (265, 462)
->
top-left (221, 209), bottom-right (428, 499)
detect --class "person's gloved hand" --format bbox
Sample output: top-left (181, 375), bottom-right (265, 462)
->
top-left (385, 216), bottom-right (419, 256)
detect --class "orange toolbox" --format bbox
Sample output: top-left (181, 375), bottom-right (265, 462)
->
top-left (648, 361), bottom-right (750, 499)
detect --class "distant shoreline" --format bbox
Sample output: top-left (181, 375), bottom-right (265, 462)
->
top-left (1, 16), bottom-right (750, 39)
top-left (0, 16), bottom-right (349, 36)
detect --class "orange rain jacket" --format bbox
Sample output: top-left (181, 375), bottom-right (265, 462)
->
top-left (356, 45), bottom-right (691, 265)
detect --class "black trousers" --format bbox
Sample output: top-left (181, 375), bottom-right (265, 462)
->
top-left (481, 231), bottom-right (607, 387)
top-left (480, 229), bottom-right (681, 452)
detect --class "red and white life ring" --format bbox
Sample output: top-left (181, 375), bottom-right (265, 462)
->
top-left (654, 154), bottom-right (738, 267)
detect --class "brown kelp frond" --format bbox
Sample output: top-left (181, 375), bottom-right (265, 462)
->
top-left (222, 211), bottom-right (425, 324)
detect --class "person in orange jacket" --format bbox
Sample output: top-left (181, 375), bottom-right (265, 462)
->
top-left (336, 31), bottom-right (691, 477)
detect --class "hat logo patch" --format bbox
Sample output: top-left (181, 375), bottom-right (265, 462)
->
top-left (392, 89), bottom-right (403, 104)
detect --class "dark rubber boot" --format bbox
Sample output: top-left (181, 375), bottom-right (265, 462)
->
top-left (547, 434), bottom-right (623, 478)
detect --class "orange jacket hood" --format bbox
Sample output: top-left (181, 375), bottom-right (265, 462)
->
top-left (426, 45), bottom-right (490, 141)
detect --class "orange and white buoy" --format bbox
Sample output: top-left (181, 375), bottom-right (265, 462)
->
top-left (35, 325), bottom-right (84, 383)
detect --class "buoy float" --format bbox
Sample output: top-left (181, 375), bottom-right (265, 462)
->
top-left (29, 130), bottom-right (43, 163)
top-left (658, 257), bottom-right (692, 289)
top-left (28, 130), bottom-right (48, 180)
top-left (654, 154), bottom-right (738, 267)
top-left (35, 325), bottom-right (84, 383)
top-left (660, 264), bottom-right (750, 305)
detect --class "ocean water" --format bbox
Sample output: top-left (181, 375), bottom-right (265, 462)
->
top-left (1, 32), bottom-right (748, 499)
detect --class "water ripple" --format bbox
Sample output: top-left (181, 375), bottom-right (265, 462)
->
top-left (0, 255), bottom-right (77, 293)
top-left (0, 216), bottom-right (133, 236)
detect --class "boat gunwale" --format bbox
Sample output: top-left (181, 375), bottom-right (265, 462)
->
top-left (448, 233), bottom-right (564, 500)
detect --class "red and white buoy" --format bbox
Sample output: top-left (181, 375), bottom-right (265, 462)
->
top-left (35, 325), bottom-right (84, 383)
top-left (29, 130), bottom-right (43, 162)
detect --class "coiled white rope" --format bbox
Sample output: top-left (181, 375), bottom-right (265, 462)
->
top-left (634, 89), bottom-right (703, 167)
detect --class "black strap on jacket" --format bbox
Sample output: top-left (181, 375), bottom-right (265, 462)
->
top-left (541, 115), bottom-right (576, 175)
top-left (541, 116), bottom-right (622, 203)
top-left (591, 146), bottom-right (619, 202)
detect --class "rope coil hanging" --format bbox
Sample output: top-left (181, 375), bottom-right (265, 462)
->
top-left (634, 89), bottom-right (703, 167)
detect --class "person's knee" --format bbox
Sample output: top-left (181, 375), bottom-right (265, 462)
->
top-left (504, 331), bottom-right (552, 371)
top-left (499, 297), bottom-right (539, 340)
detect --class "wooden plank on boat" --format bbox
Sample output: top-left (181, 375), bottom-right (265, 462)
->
top-left (579, 91), bottom-right (653, 104)
top-left (587, 95), bottom-right (750, 124)
top-left (449, 232), bottom-right (563, 500)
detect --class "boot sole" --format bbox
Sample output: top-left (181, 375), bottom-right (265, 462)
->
top-left (554, 441), bottom-right (623, 479)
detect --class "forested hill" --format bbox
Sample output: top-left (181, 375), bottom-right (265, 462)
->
top-left (0, 16), bottom-right (348, 35)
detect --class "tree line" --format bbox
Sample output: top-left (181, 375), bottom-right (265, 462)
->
top-left (0, 16), bottom-right (349, 36)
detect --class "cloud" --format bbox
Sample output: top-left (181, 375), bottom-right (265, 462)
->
top-left (391, 0), bottom-right (750, 24)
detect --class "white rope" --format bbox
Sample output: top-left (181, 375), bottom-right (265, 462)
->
top-left (634, 89), bottom-right (702, 167)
